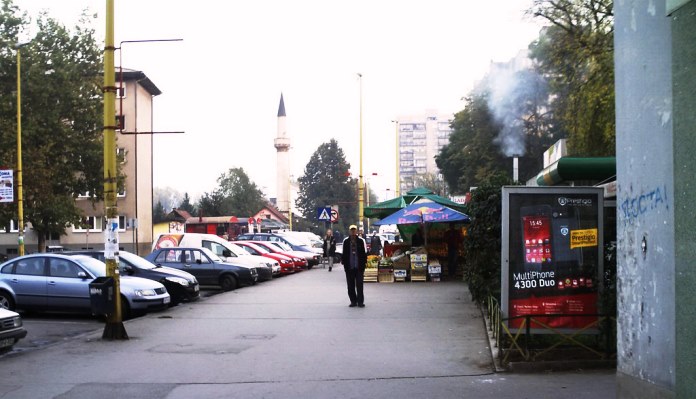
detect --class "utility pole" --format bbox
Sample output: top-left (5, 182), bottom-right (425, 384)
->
top-left (102, 0), bottom-right (127, 340)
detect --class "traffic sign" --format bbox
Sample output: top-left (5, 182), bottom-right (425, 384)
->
top-left (330, 209), bottom-right (339, 223)
top-left (317, 207), bottom-right (331, 221)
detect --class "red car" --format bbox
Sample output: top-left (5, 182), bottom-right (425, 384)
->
top-left (251, 241), bottom-right (308, 271)
top-left (235, 241), bottom-right (295, 275)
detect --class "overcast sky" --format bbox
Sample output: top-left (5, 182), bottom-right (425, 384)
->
top-left (16, 0), bottom-right (546, 204)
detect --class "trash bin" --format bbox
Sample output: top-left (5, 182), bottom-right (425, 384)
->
top-left (89, 276), bottom-right (115, 315)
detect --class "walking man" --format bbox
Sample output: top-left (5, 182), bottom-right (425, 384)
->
top-left (444, 224), bottom-right (462, 279)
top-left (323, 228), bottom-right (336, 272)
top-left (341, 224), bottom-right (367, 307)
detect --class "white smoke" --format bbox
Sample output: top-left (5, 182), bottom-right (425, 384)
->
top-left (480, 50), bottom-right (546, 157)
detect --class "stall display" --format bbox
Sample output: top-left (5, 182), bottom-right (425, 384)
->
top-left (378, 258), bottom-right (394, 283)
top-left (365, 255), bottom-right (379, 282)
top-left (428, 259), bottom-right (442, 282)
top-left (410, 254), bottom-right (427, 282)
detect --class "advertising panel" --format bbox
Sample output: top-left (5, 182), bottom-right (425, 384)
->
top-left (0, 169), bottom-right (13, 203)
top-left (502, 187), bottom-right (603, 332)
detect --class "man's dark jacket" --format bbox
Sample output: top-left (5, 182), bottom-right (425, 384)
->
top-left (341, 236), bottom-right (367, 272)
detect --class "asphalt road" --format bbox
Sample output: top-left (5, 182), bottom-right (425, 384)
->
top-left (0, 267), bottom-right (616, 399)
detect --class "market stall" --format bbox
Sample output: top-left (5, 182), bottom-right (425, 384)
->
top-left (373, 200), bottom-right (470, 282)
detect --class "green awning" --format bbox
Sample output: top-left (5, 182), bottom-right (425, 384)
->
top-left (536, 157), bottom-right (616, 186)
top-left (364, 187), bottom-right (467, 219)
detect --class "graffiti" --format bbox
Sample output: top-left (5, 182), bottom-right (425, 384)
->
top-left (619, 185), bottom-right (669, 223)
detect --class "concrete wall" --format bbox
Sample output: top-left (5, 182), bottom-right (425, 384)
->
top-left (615, 0), bottom-right (675, 396)
top-left (615, 0), bottom-right (696, 397)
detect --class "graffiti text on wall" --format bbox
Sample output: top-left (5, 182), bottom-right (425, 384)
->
top-left (620, 185), bottom-right (669, 223)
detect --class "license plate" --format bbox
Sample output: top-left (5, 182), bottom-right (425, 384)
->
top-left (0, 338), bottom-right (15, 349)
top-left (194, 285), bottom-right (200, 292)
top-left (163, 297), bottom-right (171, 304)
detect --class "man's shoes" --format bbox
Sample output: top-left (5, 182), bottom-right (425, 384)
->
top-left (328, 267), bottom-right (332, 272)
top-left (349, 303), bottom-right (357, 307)
top-left (358, 303), bottom-right (365, 308)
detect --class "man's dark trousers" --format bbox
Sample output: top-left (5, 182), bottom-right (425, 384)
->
top-left (345, 267), bottom-right (364, 305)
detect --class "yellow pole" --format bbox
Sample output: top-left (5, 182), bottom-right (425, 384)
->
top-left (16, 48), bottom-right (24, 256)
top-left (358, 73), bottom-right (364, 231)
top-left (102, 0), bottom-right (127, 340)
top-left (394, 120), bottom-right (400, 197)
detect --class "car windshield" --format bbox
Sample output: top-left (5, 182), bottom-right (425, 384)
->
top-left (119, 251), bottom-right (156, 270)
top-left (73, 256), bottom-right (108, 277)
top-left (242, 243), bottom-right (269, 254)
top-left (272, 242), bottom-right (293, 251)
top-left (279, 236), bottom-right (305, 246)
top-left (225, 242), bottom-right (252, 256)
top-left (200, 247), bottom-right (223, 262)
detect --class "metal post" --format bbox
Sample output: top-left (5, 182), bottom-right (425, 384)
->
top-left (102, 0), bottom-right (127, 340)
top-left (16, 46), bottom-right (25, 256)
top-left (357, 73), bottom-right (364, 231)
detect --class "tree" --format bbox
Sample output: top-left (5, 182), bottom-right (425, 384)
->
top-left (296, 139), bottom-right (357, 233)
top-left (197, 168), bottom-right (266, 217)
top-left (411, 172), bottom-right (448, 197)
top-left (0, 3), bottom-right (104, 252)
top-left (177, 193), bottom-right (196, 215)
top-left (528, 0), bottom-right (614, 156)
top-left (435, 94), bottom-right (508, 194)
top-left (152, 201), bottom-right (167, 224)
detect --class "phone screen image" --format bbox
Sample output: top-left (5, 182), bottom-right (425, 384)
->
top-left (522, 215), bottom-right (552, 266)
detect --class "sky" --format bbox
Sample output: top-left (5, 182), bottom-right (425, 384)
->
top-left (15, 0), bottom-right (546, 204)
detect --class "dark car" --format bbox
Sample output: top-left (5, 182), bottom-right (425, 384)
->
top-left (236, 233), bottom-right (321, 267)
top-left (145, 247), bottom-right (257, 291)
top-left (67, 250), bottom-right (200, 306)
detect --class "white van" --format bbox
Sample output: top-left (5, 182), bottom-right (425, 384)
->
top-left (152, 233), bottom-right (277, 280)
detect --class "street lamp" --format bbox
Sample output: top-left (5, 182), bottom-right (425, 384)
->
top-left (357, 73), bottom-right (364, 231)
top-left (15, 42), bottom-right (29, 256)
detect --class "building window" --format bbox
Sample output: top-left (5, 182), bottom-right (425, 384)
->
top-left (0, 220), bottom-right (19, 233)
top-left (117, 147), bottom-right (126, 164)
top-left (117, 84), bottom-right (126, 98)
top-left (118, 215), bottom-right (127, 232)
top-left (117, 186), bottom-right (126, 198)
top-left (73, 216), bottom-right (102, 233)
top-left (116, 114), bottom-right (125, 130)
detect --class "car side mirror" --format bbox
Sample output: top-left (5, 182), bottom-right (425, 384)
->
top-left (196, 259), bottom-right (202, 264)
top-left (77, 271), bottom-right (88, 279)
top-left (123, 265), bottom-right (134, 275)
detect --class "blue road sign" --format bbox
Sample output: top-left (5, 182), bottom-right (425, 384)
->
top-left (317, 207), bottom-right (331, 221)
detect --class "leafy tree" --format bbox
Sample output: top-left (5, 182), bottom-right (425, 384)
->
top-left (152, 201), bottom-right (167, 224)
top-left (435, 94), bottom-right (508, 194)
top-left (528, 0), bottom-right (614, 156)
top-left (197, 168), bottom-right (266, 217)
top-left (0, 3), bottom-right (104, 252)
top-left (296, 139), bottom-right (357, 233)
top-left (411, 172), bottom-right (448, 197)
top-left (177, 192), bottom-right (196, 215)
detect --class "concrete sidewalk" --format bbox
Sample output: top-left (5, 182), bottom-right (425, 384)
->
top-left (0, 265), bottom-right (615, 398)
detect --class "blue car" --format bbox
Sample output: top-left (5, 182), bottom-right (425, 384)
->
top-left (145, 247), bottom-right (257, 291)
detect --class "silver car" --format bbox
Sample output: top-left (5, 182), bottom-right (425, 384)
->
top-left (0, 254), bottom-right (170, 318)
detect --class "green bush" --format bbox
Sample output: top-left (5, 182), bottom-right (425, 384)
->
top-left (462, 173), bottom-right (514, 303)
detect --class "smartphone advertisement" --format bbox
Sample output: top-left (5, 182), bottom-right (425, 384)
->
top-left (502, 187), bottom-right (603, 332)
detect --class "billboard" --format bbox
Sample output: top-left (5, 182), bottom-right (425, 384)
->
top-left (502, 186), bottom-right (603, 332)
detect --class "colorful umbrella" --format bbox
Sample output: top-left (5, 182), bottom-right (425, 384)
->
top-left (373, 200), bottom-right (470, 226)
top-left (364, 187), bottom-right (466, 219)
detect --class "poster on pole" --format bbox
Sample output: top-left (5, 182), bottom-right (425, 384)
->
top-left (0, 169), bottom-right (13, 203)
top-left (501, 186), bottom-right (603, 333)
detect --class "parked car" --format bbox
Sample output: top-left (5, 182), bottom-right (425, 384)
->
top-left (66, 250), bottom-right (200, 306)
top-left (153, 233), bottom-right (274, 281)
top-left (251, 241), bottom-right (308, 272)
top-left (234, 241), bottom-right (293, 276)
top-left (0, 254), bottom-right (170, 318)
top-left (145, 247), bottom-right (257, 291)
top-left (0, 308), bottom-right (27, 354)
top-left (237, 233), bottom-right (321, 267)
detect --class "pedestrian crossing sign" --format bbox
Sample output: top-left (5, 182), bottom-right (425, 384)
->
top-left (317, 207), bottom-right (331, 221)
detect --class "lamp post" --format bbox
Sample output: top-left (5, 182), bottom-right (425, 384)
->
top-left (365, 172), bottom-right (377, 233)
top-left (391, 120), bottom-right (400, 197)
top-left (15, 43), bottom-right (28, 256)
top-left (357, 73), bottom-right (364, 232)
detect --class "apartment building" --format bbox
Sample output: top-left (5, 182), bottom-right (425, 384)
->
top-left (396, 111), bottom-right (453, 193)
top-left (0, 69), bottom-right (158, 257)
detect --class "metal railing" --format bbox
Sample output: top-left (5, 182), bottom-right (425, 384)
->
top-left (486, 295), bottom-right (616, 366)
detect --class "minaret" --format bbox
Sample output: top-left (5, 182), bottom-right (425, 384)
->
top-left (274, 93), bottom-right (291, 217)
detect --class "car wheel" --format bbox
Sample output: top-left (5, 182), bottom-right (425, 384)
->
top-left (0, 290), bottom-right (15, 311)
top-left (220, 274), bottom-right (237, 291)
